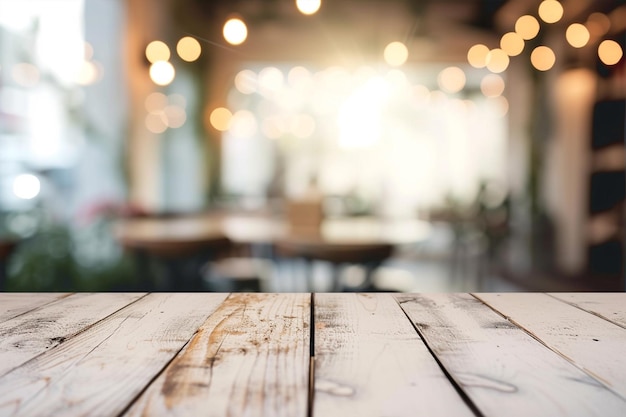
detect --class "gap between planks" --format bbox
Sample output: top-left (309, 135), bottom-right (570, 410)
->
top-left (394, 295), bottom-right (484, 417)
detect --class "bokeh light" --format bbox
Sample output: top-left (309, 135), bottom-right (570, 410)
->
top-left (437, 66), bottom-right (466, 94)
top-left (145, 92), bottom-right (167, 113)
top-left (566, 24), bottom-right (590, 48)
top-left (230, 110), bottom-right (258, 137)
top-left (176, 36), bottom-right (201, 62)
top-left (598, 40), bottom-right (623, 66)
top-left (481, 74), bottom-right (505, 98)
top-left (500, 32), bottom-right (524, 56)
top-left (586, 13), bottom-right (611, 38)
top-left (257, 67), bottom-right (284, 96)
top-left (515, 15), bottom-right (540, 40)
top-left (75, 61), bottom-right (100, 85)
top-left (467, 44), bottom-right (489, 68)
top-left (164, 105), bottom-right (186, 128)
top-left (384, 41), bottom-right (409, 66)
top-left (486, 49), bottom-right (510, 73)
top-left (145, 112), bottom-right (168, 134)
top-left (210, 107), bottom-right (233, 131)
top-left (223, 18), bottom-right (248, 46)
top-left (290, 114), bottom-right (316, 138)
top-left (296, 0), bottom-right (321, 15)
top-left (538, 0), bottom-right (563, 24)
top-left (531, 46), bottom-right (556, 71)
top-left (12, 63), bottom-right (40, 87)
top-left (234, 69), bottom-right (258, 94)
top-left (492, 96), bottom-right (509, 117)
top-left (149, 61), bottom-right (175, 86)
top-left (145, 40), bottom-right (170, 63)
top-left (261, 117), bottom-right (287, 139)
top-left (13, 174), bottom-right (41, 200)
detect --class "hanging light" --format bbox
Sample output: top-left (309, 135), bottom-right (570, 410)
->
top-left (223, 18), bottom-right (248, 46)
top-left (296, 0), bottom-right (321, 15)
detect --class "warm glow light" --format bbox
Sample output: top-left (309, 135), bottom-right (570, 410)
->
top-left (538, 0), bottom-right (563, 24)
top-left (437, 66), bottom-right (466, 94)
top-left (223, 18), bottom-right (248, 46)
top-left (145, 92), bottom-right (167, 112)
top-left (145, 40), bottom-right (170, 63)
top-left (149, 61), bottom-right (175, 86)
top-left (384, 41), bottom-right (409, 67)
top-left (486, 49), bottom-right (510, 73)
top-left (210, 107), bottom-right (232, 131)
top-left (531, 46), bottom-right (556, 71)
top-left (586, 13), bottom-right (611, 38)
top-left (257, 67), bottom-right (284, 96)
top-left (515, 15), bottom-right (540, 40)
top-left (290, 114), bottom-right (316, 138)
top-left (566, 24), bottom-right (590, 48)
top-left (500, 32), bottom-right (524, 56)
top-left (176, 36), bottom-right (201, 62)
top-left (145, 113), bottom-right (167, 134)
top-left (598, 40), bottom-right (623, 66)
top-left (75, 61), bottom-right (99, 85)
top-left (12, 63), bottom-right (40, 87)
top-left (164, 105), bottom-right (186, 128)
top-left (467, 44), bottom-right (490, 68)
top-left (492, 96), bottom-right (509, 117)
top-left (168, 93), bottom-right (187, 108)
top-left (13, 174), bottom-right (41, 200)
top-left (261, 117), bottom-right (287, 139)
top-left (296, 0), bottom-right (321, 15)
top-left (288, 66), bottom-right (313, 89)
top-left (481, 74), bottom-right (505, 97)
top-left (338, 77), bottom-right (388, 149)
top-left (234, 69), bottom-right (258, 94)
top-left (230, 110), bottom-right (258, 137)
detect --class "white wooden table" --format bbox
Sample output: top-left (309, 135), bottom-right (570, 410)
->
top-left (0, 292), bottom-right (625, 416)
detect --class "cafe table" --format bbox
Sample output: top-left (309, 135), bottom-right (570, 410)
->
top-left (0, 292), bottom-right (625, 416)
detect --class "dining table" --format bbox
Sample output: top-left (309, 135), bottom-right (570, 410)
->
top-left (0, 292), bottom-right (625, 416)
top-left (113, 211), bottom-right (432, 291)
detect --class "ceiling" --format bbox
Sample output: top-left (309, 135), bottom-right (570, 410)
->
top-left (167, 0), bottom-right (625, 65)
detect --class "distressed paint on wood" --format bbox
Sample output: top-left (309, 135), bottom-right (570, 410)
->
top-left (475, 292), bottom-right (626, 401)
top-left (124, 293), bottom-right (310, 417)
top-left (0, 293), bottom-right (70, 324)
top-left (0, 293), bottom-right (228, 417)
top-left (0, 292), bottom-right (145, 377)
top-left (548, 293), bottom-right (626, 329)
top-left (397, 293), bottom-right (626, 417)
top-left (313, 293), bottom-right (474, 417)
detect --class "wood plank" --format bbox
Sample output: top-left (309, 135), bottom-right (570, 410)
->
top-left (0, 292), bottom-right (145, 377)
top-left (313, 293), bottom-right (473, 417)
top-left (475, 292), bottom-right (626, 401)
top-left (548, 293), bottom-right (626, 328)
top-left (124, 293), bottom-right (310, 417)
top-left (0, 293), bottom-right (228, 417)
top-left (397, 293), bottom-right (626, 417)
top-left (0, 293), bottom-right (70, 324)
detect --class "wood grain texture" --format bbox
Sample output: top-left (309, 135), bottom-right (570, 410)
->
top-left (0, 293), bottom-right (70, 324)
top-left (0, 293), bottom-right (228, 417)
top-left (124, 293), bottom-right (310, 417)
top-left (313, 293), bottom-right (473, 417)
top-left (475, 292), bottom-right (626, 401)
top-left (548, 293), bottom-right (626, 328)
top-left (0, 292), bottom-right (145, 377)
top-left (397, 293), bottom-right (626, 417)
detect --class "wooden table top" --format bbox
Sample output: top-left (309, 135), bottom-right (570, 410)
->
top-left (1, 292), bottom-right (625, 416)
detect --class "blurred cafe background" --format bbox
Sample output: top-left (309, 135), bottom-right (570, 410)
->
top-left (0, 0), bottom-right (625, 292)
